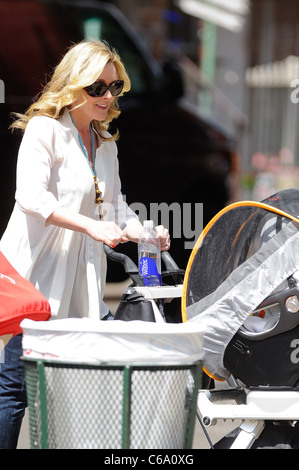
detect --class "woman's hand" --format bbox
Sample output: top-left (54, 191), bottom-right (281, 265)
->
top-left (46, 207), bottom-right (125, 248)
top-left (155, 225), bottom-right (170, 251)
top-left (47, 208), bottom-right (170, 250)
top-left (86, 220), bottom-right (125, 248)
top-left (122, 221), bottom-right (171, 251)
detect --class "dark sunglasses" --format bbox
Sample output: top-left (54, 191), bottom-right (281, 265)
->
top-left (84, 80), bottom-right (124, 98)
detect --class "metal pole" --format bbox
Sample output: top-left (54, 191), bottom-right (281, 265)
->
top-left (122, 365), bottom-right (132, 449)
top-left (37, 361), bottom-right (49, 449)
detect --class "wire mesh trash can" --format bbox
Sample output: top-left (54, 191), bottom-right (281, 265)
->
top-left (21, 318), bottom-right (204, 449)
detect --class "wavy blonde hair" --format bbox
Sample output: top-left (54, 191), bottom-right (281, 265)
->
top-left (11, 40), bottom-right (131, 141)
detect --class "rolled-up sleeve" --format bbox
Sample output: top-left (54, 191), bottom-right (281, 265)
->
top-left (15, 117), bottom-right (62, 224)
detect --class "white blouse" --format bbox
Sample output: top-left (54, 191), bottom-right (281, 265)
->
top-left (0, 110), bottom-right (138, 319)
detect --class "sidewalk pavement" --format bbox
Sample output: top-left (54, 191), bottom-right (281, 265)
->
top-left (18, 407), bottom-right (239, 449)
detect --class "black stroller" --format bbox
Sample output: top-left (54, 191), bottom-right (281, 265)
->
top-left (183, 188), bottom-right (299, 449)
top-left (104, 245), bottom-right (185, 324)
top-left (105, 189), bottom-right (299, 448)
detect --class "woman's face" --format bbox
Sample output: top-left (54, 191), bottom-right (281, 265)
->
top-left (73, 61), bottom-right (118, 123)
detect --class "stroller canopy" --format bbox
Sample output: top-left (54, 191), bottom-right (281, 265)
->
top-left (182, 189), bottom-right (299, 379)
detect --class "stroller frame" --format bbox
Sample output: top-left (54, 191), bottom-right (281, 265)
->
top-left (197, 382), bottom-right (299, 448)
top-left (104, 243), bottom-right (185, 323)
top-left (105, 242), bottom-right (299, 449)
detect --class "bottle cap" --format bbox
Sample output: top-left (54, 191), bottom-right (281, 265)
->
top-left (143, 220), bottom-right (154, 229)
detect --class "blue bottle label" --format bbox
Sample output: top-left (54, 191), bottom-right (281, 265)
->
top-left (139, 257), bottom-right (161, 286)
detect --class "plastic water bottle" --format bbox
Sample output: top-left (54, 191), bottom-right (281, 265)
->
top-left (138, 220), bottom-right (161, 287)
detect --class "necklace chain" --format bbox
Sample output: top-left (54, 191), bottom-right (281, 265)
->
top-left (71, 115), bottom-right (104, 206)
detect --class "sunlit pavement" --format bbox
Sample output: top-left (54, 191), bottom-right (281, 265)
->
top-left (18, 407), bottom-right (240, 449)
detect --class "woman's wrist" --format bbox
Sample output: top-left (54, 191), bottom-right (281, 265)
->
top-left (46, 207), bottom-right (93, 235)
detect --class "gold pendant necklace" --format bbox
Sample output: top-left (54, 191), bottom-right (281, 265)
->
top-left (71, 115), bottom-right (104, 206)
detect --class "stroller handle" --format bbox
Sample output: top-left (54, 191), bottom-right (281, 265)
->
top-left (103, 222), bottom-right (144, 286)
top-left (104, 223), bottom-right (184, 286)
top-left (104, 245), bottom-right (184, 286)
top-left (161, 251), bottom-right (180, 271)
top-left (104, 245), bottom-right (144, 286)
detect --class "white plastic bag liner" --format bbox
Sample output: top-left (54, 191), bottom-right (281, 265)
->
top-left (21, 318), bottom-right (204, 365)
top-left (22, 318), bottom-right (204, 449)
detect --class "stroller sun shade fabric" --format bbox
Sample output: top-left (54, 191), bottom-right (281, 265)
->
top-left (182, 189), bottom-right (299, 380)
top-left (0, 252), bottom-right (51, 337)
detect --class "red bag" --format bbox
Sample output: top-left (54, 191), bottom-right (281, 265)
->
top-left (0, 252), bottom-right (51, 336)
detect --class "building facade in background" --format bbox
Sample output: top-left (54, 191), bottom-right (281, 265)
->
top-left (113, 0), bottom-right (299, 200)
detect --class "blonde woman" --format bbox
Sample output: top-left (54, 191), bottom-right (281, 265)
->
top-left (0, 40), bottom-right (170, 448)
